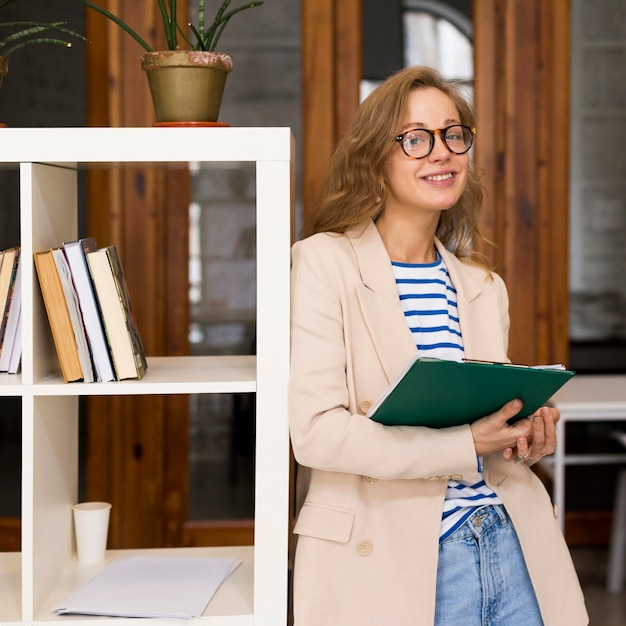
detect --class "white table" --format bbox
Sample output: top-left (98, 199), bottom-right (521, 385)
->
top-left (545, 374), bottom-right (626, 531)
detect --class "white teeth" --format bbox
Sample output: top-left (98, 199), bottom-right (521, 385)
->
top-left (425, 173), bottom-right (453, 181)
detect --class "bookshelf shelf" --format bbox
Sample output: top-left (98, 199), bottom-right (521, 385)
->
top-left (0, 127), bottom-right (294, 626)
top-left (0, 552), bottom-right (21, 622)
top-left (31, 356), bottom-right (256, 395)
top-left (0, 374), bottom-right (24, 392)
top-left (35, 546), bottom-right (255, 624)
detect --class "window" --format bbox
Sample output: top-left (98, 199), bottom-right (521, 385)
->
top-left (361, 0), bottom-right (473, 100)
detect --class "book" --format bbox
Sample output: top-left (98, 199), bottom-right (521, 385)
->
top-left (51, 248), bottom-right (95, 383)
top-left (62, 237), bottom-right (116, 382)
top-left (86, 245), bottom-right (148, 380)
top-left (8, 309), bottom-right (21, 374)
top-left (0, 246), bottom-right (20, 354)
top-left (34, 250), bottom-right (85, 382)
top-left (0, 249), bottom-right (6, 328)
top-left (367, 357), bottom-right (576, 428)
top-left (0, 258), bottom-right (21, 372)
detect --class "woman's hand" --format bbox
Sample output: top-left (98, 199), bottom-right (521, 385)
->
top-left (502, 405), bottom-right (560, 463)
top-left (470, 399), bottom-right (534, 458)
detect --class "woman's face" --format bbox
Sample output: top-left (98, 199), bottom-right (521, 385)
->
top-left (383, 87), bottom-right (469, 219)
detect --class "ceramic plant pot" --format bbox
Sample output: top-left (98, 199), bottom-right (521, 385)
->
top-left (141, 50), bottom-right (233, 123)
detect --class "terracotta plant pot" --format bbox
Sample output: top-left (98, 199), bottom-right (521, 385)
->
top-left (141, 50), bottom-right (233, 123)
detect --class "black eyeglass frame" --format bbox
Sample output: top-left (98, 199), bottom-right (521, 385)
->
top-left (395, 125), bottom-right (476, 159)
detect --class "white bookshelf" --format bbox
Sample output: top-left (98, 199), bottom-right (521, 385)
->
top-left (0, 127), bottom-right (294, 626)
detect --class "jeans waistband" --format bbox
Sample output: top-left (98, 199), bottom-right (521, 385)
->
top-left (444, 504), bottom-right (510, 543)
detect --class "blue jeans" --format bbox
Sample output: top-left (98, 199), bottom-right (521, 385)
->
top-left (434, 505), bottom-right (543, 626)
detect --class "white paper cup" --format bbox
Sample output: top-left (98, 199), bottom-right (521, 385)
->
top-left (72, 502), bottom-right (112, 563)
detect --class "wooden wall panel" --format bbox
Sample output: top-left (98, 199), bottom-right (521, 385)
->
top-left (473, 0), bottom-right (570, 367)
top-left (84, 0), bottom-right (190, 549)
top-left (0, 518), bottom-right (20, 551)
top-left (302, 0), bottom-right (361, 224)
top-left (472, 0), bottom-right (503, 251)
top-left (302, 0), bottom-right (335, 223)
top-left (503, 0), bottom-right (540, 361)
top-left (334, 1), bottom-right (362, 137)
top-left (537, 0), bottom-right (571, 365)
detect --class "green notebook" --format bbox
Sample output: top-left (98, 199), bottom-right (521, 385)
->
top-left (367, 357), bottom-right (575, 428)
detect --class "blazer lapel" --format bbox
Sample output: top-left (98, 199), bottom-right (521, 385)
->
top-left (436, 241), bottom-right (508, 361)
top-left (348, 222), bottom-right (417, 383)
top-left (346, 223), bottom-right (507, 382)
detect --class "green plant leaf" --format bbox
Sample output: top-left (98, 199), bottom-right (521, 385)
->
top-left (209, 1), bottom-right (264, 52)
top-left (155, 0), bottom-right (177, 49)
top-left (76, 0), bottom-right (153, 52)
top-left (187, 23), bottom-right (204, 51)
top-left (0, 20), bottom-right (88, 56)
top-left (203, 0), bottom-right (232, 51)
top-left (198, 0), bottom-right (205, 37)
top-left (2, 37), bottom-right (74, 57)
top-left (75, 0), bottom-right (264, 53)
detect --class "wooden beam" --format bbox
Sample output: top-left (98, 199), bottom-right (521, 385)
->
top-left (302, 0), bottom-right (335, 224)
top-left (0, 518), bottom-right (20, 551)
top-left (302, 0), bottom-right (362, 227)
top-left (473, 0), bottom-right (570, 366)
top-left (537, 0), bottom-right (571, 366)
top-left (334, 0), bottom-right (362, 137)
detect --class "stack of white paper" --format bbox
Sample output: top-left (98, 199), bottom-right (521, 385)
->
top-left (53, 556), bottom-right (242, 618)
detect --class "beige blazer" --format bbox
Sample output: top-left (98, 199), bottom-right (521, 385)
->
top-left (288, 222), bottom-right (588, 625)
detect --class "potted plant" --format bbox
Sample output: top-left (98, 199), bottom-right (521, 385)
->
top-left (78, 0), bottom-right (264, 124)
top-left (0, 0), bottom-right (86, 94)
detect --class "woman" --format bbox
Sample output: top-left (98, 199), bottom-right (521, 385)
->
top-left (288, 66), bottom-right (588, 625)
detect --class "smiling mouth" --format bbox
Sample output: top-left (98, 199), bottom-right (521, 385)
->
top-left (424, 173), bottom-right (454, 182)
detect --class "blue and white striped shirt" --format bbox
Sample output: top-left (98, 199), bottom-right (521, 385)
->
top-left (392, 256), bottom-right (462, 359)
top-left (392, 255), bottom-right (501, 541)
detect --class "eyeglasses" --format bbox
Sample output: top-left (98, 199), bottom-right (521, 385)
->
top-left (395, 125), bottom-right (476, 159)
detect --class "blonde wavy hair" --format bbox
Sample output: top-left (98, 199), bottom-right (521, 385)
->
top-left (302, 65), bottom-right (492, 269)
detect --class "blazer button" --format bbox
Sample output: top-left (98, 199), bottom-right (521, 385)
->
top-left (427, 475), bottom-right (443, 481)
top-left (553, 504), bottom-right (559, 519)
top-left (362, 475), bottom-right (378, 484)
top-left (360, 400), bottom-right (373, 413)
top-left (356, 540), bottom-right (373, 556)
top-left (451, 474), bottom-right (463, 481)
